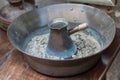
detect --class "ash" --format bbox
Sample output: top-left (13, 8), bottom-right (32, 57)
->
top-left (25, 31), bottom-right (101, 60)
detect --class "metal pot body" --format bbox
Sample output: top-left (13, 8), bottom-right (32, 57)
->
top-left (7, 4), bottom-right (115, 76)
top-left (24, 53), bottom-right (101, 76)
top-left (0, 0), bottom-right (34, 31)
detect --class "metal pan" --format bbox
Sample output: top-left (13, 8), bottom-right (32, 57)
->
top-left (7, 4), bottom-right (116, 76)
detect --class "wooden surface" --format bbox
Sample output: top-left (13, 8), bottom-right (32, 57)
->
top-left (0, 28), bottom-right (120, 80)
top-left (0, 30), bottom-right (13, 65)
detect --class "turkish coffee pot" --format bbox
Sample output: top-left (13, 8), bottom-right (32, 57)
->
top-left (0, 0), bottom-right (34, 31)
top-left (46, 18), bottom-right (88, 58)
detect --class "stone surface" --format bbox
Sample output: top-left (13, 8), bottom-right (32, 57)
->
top-left (107, 52), bottom-right (120, 80)
top-left (0, 0), bottom-right (8, 8)
top-left (34, 0), bottom-right (67, 7)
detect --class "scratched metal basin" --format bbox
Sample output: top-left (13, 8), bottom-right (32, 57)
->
top-left (7, 4), bottom-right (115, 76)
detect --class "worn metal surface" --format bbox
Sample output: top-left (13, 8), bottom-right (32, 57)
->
top-left (7, 4), bottom-right (115, 76)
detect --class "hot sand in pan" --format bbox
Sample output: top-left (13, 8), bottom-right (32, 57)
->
top-left (25, 28), bottom-right (102, 60)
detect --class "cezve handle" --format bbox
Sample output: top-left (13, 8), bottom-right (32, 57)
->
top-left (69, 23), bottom-right (88, 35)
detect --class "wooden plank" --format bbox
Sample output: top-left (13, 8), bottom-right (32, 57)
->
top-left (0, 29), bottom-right (13, 65)
top-left (0, 29), bottom-right (120, 80)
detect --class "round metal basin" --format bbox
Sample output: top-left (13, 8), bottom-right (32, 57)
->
top-left (7, 4), bottom-right (115, 76)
